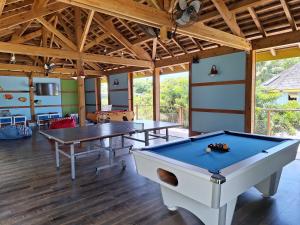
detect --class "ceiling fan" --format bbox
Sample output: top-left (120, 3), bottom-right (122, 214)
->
top-left (174, 0), bottom-right (201, 26)
top-left (141, 0), bottom-right (201, 42)
top-left (44, 62), bottom-right (56, 76)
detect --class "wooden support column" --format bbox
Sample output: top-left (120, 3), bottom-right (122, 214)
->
top-left (107, 76), bottom-right (111, 105)
top-left (245, 50), bottom-right (256, 133)
top-left (153, 68), bottom-right (160, 121)
top-left (128, 72), bottom-right (133, 111)
top-left (95, 77), bottom-right (101, 111)
top-left (188, 62), bottom-right (193, 136)
top-left (77, 60), bottom-right (86, 126)
top-left (74, 7), bottom-right (86, 126)
top-left (29, 74), bottom-right (35, 121)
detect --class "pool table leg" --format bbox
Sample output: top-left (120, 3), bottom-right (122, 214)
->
top-left (255, 169), bottom-right (282, 197)
top-left (160, 186), bottom-right (237, 225)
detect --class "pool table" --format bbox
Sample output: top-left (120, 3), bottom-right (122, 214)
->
top-left (132, 131), bottom-right (300, 225)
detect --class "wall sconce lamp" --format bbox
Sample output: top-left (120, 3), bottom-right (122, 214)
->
top-left (209, 65), bottom-right (218, 76)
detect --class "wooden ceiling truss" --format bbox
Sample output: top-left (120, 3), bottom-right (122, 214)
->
top-left (0, 0), bottom-right (298, 77)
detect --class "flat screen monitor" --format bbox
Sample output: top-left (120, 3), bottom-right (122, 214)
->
top-left (35, 83), bottom-right (59, 96)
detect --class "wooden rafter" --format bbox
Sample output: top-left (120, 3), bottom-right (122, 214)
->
top-left (83, 33), bottom-right (109, 51)
top-left (211, 0), bottom-right (244, 37)
top-left (92, 13), bottom-right (152, 60)
top-left (279, 0), bottom-right (297, 31)
top-left (0, 62), bottom-right (100, 76)
top-left (57, 0), bottom-right (251, 51)
top-left (248, 7), bottom-right (266, 37)
top-left (0, 41), bottom-right (153, 68)
top-left (37, 17), bottom-right (77, 50)
top-left (0, 2), bottom-right (68, 31)
top-left (78, 10), bottom-right (94, 52)
top-left (0, 0), bottom-right (6, 16)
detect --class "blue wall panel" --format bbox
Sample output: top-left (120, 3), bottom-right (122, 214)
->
top-left (0, 76), bottom-right (29, 91)
top-left (192, 52), bottom-right (246, 84)
top-left (109, 73), bottom-right (128, 90)
top-left (109, 73), bottom-right (128, 108)
top-left (35, 107), bottom-right (62, 115)
top-left (85, 92), bottom-right (96, 105)
top-left (110, 91), bottom-right (128, 106)
top-left (191, 52), bottom-right (247, 133)
top-left (33, 78), bottom-right (62, 115)
top-left (192, 84), bottom-right (245, 110)
top-left (85, 78), bottom-right (95, 91)
top-left (192, 112), bottom-right (245, 132)
top-left (1, 108), bottom-right (31, 119)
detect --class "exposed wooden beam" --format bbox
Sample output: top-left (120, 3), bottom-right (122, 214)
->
top-left (248, 7), bottom-right (266, 37)
top-left (280, 0), bottom-right (297, 31)
top-left (252, 30), bottom-right (300, 50)
top-left (211, 0), bottom-right (244, 37)
top-left (10, 29), bottom-right (42, 44)
top-left (83, 33), bottom-right (109, 51)
top-left (270, 48), bottom-right (276, 56)
top-left (155, 46), bottom-right (240, 68)
top-left (37, 17), bottom-right (77, 50)
top-left (58, 0), bottom-right (251, 51)
top-left (0, 62), bottom-right (100, 76)
top-left (92, 13), bottom-right (152, 60)
top-left (0, 0), bottom-right (6, 16)
top-left (152, 37), bottom-right (157, 60)
top-left (199, 0), bottom-right (274, 23)
top-left (32, 0), bottom-right (48, 12)
top-left (0, 41), bottom-right (153, 68)
top-left (0, 2), bottom-right (68, 31)
top-left (79, 10), bottom-right (94, 52)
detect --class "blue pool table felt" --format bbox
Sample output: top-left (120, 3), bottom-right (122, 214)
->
top-left (147, 134), bottom-right (284, 174)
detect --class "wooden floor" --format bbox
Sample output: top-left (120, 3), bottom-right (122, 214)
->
top-left (1, 130), bottom-right (300, 225)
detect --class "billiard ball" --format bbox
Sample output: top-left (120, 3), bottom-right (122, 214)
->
top-left (206, 147), bottom-right (211, 153)
top-left (223, 144), bottom-right (229, 150)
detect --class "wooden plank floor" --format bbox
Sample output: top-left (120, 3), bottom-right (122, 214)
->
top-left (0, 130), bottom-right (300, 225)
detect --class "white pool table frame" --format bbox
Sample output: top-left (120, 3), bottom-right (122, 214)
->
top-left (132, 131), bottom-right (299, 225)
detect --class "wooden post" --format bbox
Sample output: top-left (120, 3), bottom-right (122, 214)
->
top-left (135, 105), bottom-right (139, 120)
top-left (77, 60), bottom-right (86, 127)
top-left (95, 77), bottom-right (101, 111)
top-left (28, 74), bottom-right (35, 121)
top-left (153, 68), bottom-right (160, 121)
top-left (267, 110), bottom-right (271, 136)
top-left (188, 62), bottom-right (192, 136)
top-left (178, 106), bottom-right (183, 125)
top-left (128, 72), bottom-right (133, 111)
top-left (245, 50), bottom-right (256, 133)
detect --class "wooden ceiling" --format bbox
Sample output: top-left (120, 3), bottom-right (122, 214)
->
top-left (0, 0), bottom-right (299, 77)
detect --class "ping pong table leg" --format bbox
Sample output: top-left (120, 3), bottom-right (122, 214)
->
top-left (121, 135), bottom-right (125, 148)
top-left (166, 128), bottom-right (169, 142)
top-left (70, 144), bottom-right (76, 180)
top-left (145, 131), bottom-right (149, 146)
top-left (55, 141), bottom-right (60, 168)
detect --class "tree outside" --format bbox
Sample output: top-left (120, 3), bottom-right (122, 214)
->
top-left (133, 72), bottom-right (189, 127)
top-left (255, 57), bottom-right (300, 136)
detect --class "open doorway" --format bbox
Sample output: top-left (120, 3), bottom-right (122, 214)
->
top-left (255, 56), bottom-right (300, 138)
top-left (160, 72), bottom-right (189, 137)
top-left (133, 74), bottom-right (153, 120)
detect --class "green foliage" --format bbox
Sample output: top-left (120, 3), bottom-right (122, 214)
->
top-left (133, 75), bottom-right (189, 123)
top-left (256, 57), bottom-right (300, 85)
top-left (255, 57), bottom-right (300, 136)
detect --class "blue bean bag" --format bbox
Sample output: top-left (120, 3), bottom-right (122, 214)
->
top-left (0, 125), bottom-right (32, 140)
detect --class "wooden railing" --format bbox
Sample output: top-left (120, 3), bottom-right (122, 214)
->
top-left (134, 105), bottom-right (188, 127)
top-left (256, 108), bottom-right (300, 136)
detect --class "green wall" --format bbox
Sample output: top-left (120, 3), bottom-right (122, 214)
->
top-left (61, 79), bottom-right (78, 115)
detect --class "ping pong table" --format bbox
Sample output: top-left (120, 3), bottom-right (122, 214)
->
top-left (40, 120), bottom-right (180, 179)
